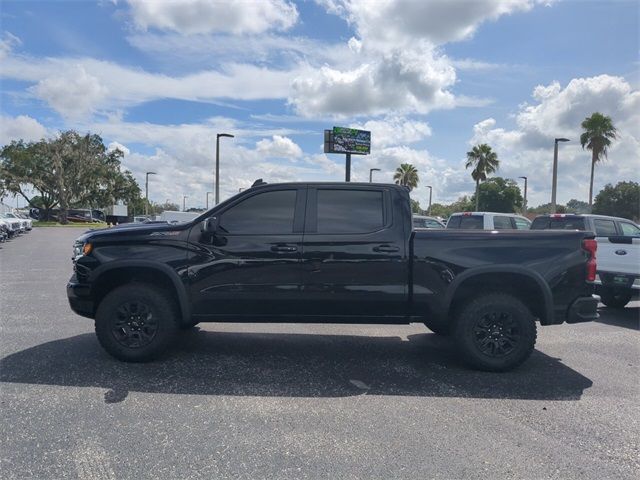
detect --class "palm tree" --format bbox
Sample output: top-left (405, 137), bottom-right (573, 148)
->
top-left (580, 112), bottom-right (617, 208)
top-left (393, 163), bottom-right (419, 191)
top-left (465, 144), bottom-right (499, 211)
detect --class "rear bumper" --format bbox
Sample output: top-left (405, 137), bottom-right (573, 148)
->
top-left (565, 295), bottom-right (599, 324)
top-left (67, 275), bottom-right (94, 319)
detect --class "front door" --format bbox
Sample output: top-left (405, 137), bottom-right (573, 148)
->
top-left (188, 187), bottom-right (306, 318)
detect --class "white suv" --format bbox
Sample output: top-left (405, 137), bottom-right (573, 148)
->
top-left (446, 212), bottom-right (531, 230)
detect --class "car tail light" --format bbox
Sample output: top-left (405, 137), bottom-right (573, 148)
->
top-left (582, 238), bottom-right (597, 282)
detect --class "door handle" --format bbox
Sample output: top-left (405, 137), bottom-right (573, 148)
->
top-left (271, 245), bottom-right (297, 253)
top-left (373, 244), bottom-right (400, 253)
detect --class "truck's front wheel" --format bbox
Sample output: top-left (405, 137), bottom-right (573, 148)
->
top-left (95, 284), bottom-right (179, 362)
top-left (453, 293), bottom-right (537, 372)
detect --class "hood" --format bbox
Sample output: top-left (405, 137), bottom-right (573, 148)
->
top-left (75, 222), bottom-right (188, 243)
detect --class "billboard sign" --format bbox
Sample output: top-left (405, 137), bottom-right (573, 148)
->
top-left (324, 127), bottom-right (371, 155)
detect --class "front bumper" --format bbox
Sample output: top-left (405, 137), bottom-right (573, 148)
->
top-left (565, 295), bottom-right (599, 324)
top-left (67, 275), bottom-right (94, 319)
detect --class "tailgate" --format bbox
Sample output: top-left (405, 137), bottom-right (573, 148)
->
top-left (596, 236), bottom-right (640, 277)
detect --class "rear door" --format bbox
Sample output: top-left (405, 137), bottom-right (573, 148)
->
top-left (300, 185), bottom-right (408, 317)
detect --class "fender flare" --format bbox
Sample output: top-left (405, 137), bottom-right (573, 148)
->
top-left (443, 265), bottom-right (553, 324)
top-left (90, 260), bottom-right (191, 323)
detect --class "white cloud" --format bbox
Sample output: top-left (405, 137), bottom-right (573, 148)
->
top-left (30, 65), bottom-right (109, 119)
top-left (352, 117), bottom-right (431, 149)
top-left (107, 141), bottom-right (130, 156)
top-left (320, 0), bottom-right (548, 46)
top-left (0, 115), bottom-right (48, 145)
top-left (290, 45), bottom-right (456, 117)
top-left (2, 53), bottom-right (297, 118)
top-left (127, 0), bottom-right (299, 35)
top-left (256, 135), bottom-right (303, 159)
top-left (469, 75), bottom-right (640, 206)
top-left (0, 31), bottom-right (21, 60)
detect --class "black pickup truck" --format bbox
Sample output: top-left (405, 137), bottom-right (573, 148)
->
top-left (68, 182), bottom-right (598, 371)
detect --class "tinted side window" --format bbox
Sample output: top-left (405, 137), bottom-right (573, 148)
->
top-left (593, 219), bottom-right (617, 236)
top-left (317, 189), bottom-right (383, 234)
top-left (446, 216), bottom-right (461, 228)
top-left (620, 222), bottom-right (640, 236)
top-left (459, 216), bottom-right (483, 229)
top-left (514, 218), bottom-right (531, 230)
top-left (493, 216), bottom-right (513, 230)
top-left (426, 220), bottom-right (444, 229)
top-left (530, 217), bottom-right (549, 229)
top-left (220, 190), bottom-right (297, 234)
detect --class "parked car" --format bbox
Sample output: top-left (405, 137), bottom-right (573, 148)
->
top-left (531, 214), bottom-right (639, 308)
top-left (0, 222), bottom-right (8, 242)
top-left (0, 214), bottom-right (21, 237)
top-left (3, 212), bottom-right (32, 231)
top-left (412, 215), bottom-right (445, 229)
top-left (446, 212), bottom-right (531, 230)
top-left (68, 182), bottom-right (598, 372)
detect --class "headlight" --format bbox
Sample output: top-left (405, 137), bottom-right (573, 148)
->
top-left (73, 241), bottom-right (92, 260)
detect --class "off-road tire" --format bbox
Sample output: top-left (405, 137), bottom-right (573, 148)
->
top-left (453, 292), bottom-right (537, 372)
top-left (95, 283), bottom-right (180, 362)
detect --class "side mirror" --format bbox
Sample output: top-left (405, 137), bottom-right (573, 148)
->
top-left (201, 216), bottom-right (219, 233)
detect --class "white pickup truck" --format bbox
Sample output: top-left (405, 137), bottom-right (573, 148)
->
top-left (531, 214), bottom-right (640, 308)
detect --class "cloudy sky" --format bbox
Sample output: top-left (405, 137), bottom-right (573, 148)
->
top-left (1, 0), bottom-right (638, 210)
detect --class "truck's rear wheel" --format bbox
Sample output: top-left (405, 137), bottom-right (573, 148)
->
top-left (599, 289), bottom-right (632, 309)
top-left (453, 292), bottom-right (536, 372)
top-left (95, 284), bottom-right (179, 362)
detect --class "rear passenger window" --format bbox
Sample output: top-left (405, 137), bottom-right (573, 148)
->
top-left (446, 216), bottom-right (461, 228)
top-left (459, 216), bottom-right (483, 229)
top-left (316, 189), bottom-right (384, 234)
top-left (493, 216), bottom-right (513, 230)
top-left (593, 219), bottom-right (617, 236)
top-left (620, 222), bottom-right (640, 236)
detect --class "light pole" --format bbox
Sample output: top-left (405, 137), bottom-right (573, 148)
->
top-left (551, 138), bottom-right (570, 213)
top-left (369, 168), bottom-right (380, 183)
top-left (206, 192), bottom-right (212, 210)
top-left (183, 195), bottom-right (188, 212)
top-left (426, 185), bottom-right (433, 216)
top-left (215, 133), bottom-right (235, 205)
top-left (145, 171), bottom-right (156, 216)
top-left (519, 176), bottom-right (528, 215)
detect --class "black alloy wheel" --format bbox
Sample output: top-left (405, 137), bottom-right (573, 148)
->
top-left (95, 284), bottom-right (179, 362)
top-left (111, 300), bottom-right (159, 348)
top-left (472, 311), bottom-right (521, 357)
top-left (453, 292), bottom-right (537, 372)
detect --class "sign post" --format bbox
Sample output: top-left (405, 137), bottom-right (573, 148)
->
top-left (324, 127), bottom-right (371, 182)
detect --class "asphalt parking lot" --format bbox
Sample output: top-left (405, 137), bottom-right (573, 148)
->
top-left (1, 228), bottom-right (638, 479)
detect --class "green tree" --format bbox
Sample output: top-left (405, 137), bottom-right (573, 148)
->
top-left (580, 112), bottom-right (617, 208)
top-left (465, 144), bottom-right (499, 211)
top-left (529, 202), bottom-right (567, 214)
top-left (410, 198), bottom-right (423, 215)
top-left (148, 201), bottom-right (180, 215)
top-left (0, 131), bottom-right (143, 223)
top-left (593, 181), bottom-right (640, 221)
top-left (393, 163), bottom-right (419, 191)
top-left (469, 177), bottom-right (523, 213)
top-left (0, 140), bottom-right (60, 219)
top-left (566, 198), bottom-right (590, 214)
